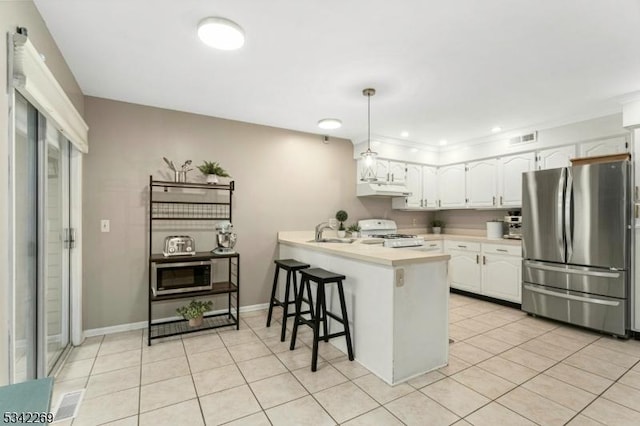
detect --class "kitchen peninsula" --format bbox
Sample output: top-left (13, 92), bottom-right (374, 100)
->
top-left (278, 231), bottom-right (451, 385)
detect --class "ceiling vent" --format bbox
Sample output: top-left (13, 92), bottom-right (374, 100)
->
top-left (509, 131), bottom-right (537, 145)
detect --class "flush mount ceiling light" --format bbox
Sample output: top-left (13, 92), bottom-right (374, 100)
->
top-left (439, 139), bottom-right (448, 146)
top-left (360, 88), bottom-right (378, 182)
top-left (491, 126), bottom-right (502, 133)
top-left (197, 17), bottom-right (245, 50)
top-left (401, 131), bottom-right (409, 138)
top-left (317, 118), bottom-right (342, 130)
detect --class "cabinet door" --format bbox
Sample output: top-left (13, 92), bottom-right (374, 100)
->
top-left (536, 145), bottom-right (575, 170)
top-left (481, 253), bottom-right (521, 303)
top-left (404, 164), bottom-right (422, 208)
top-left (499, 153), bottom-right (535, 207)
top-left (422, 166), bottom-right (438, 209)
top-left (389, 161), bottom-right (406, 183)
top-left (466, 159), bottom-right (498, 207)
top-left (579, 137), bottom-right (628, 158)
top-left (375, 160), bottom-right (391, 182)
top-left (448, 250), bottom-right (481, 293)
top-left (437, 164), bottom-right (466, 208)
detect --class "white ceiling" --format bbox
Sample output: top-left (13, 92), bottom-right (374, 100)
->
top-left (33, 0), bottom-right (640, 147)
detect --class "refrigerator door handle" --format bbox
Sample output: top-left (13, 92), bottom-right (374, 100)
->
top-left (524, 261), bottom-right (621, 278)
top-left (565, 168), bottom-right (573, 261)
top-left (557, 168), bottom-right (566, 260)
top-left (524, 284), bottom-right (620, 307)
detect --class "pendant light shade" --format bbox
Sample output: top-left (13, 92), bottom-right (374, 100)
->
top-left (360, 88), bottom-right (378, 182)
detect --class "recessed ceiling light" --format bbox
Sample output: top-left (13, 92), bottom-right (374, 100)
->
top-left (439, 139), bottom-right (448, 146)
top-left (410, 148), bottom-right (418, 153)
top-left (197, 17), bottom-right (245, 50)
top-left (317, 118), bottom-right (342, 130)
top-left (491, 126), bottom-right (502, 133)
top-left (401, 131), bottom-right (409, 138)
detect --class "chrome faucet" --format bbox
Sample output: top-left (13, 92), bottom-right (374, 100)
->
top-left (315, 221), bottom-right (336, 242)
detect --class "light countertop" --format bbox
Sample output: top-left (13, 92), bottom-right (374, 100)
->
top-left (278, 231), bottom-right (450, 266)
top-left (417, 233), bottom-right (523, 246)
top-left (278, 231), bottom-right (521, 267)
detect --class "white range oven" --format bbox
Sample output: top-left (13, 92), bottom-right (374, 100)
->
top-left (358, 219), bottom-right (442, 252)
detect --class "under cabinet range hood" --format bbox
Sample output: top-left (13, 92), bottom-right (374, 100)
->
top-left (357, 181), bottom-right (411, 197)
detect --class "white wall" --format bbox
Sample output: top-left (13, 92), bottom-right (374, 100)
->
top-left (82, 97), bottom-right (430, 330)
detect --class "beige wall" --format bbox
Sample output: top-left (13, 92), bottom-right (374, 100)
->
top-left (83, 97), bottom-right (429, 329)
top-left (0, 1), bottom-right (84, 385)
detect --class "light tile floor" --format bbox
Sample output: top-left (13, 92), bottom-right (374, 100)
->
top-left (52, 293), bottom-right (640, 425)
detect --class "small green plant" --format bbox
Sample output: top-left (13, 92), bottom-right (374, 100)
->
top-left (176, 300), bottom-right (213, 320)
top-left (431, 219), bottom-right (445, 228)
top-left (347, 223), bottom-right (361, 233)
top-left (335, 210), bottom-right (348, 231)
top-left (197, 161), bottom-right (230, 177)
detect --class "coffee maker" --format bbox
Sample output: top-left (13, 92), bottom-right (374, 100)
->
top-left (503, 210), bottom-right (522, 240)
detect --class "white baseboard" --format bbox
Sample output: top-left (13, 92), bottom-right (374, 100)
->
top-left (83, 302), bottom-right (270, 339)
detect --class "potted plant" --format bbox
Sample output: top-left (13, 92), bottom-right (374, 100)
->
top-left (431, 219), bottom-right (445, 234)
top-left (197, 161), bottom-right (230, 184)
top-left (335, 210), bottom-right (349, 237)
top-left (347, 223), bottom-right (361, 238)
top-left (176, 299), bottom-right (213, 327)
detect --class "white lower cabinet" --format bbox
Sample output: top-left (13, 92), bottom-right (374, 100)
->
top-left (445, 240), bottom-right (522, 303)
top-left (481, 254), bottom-right (521, 303)
top-left (445, 241), bottom-right (481, 293)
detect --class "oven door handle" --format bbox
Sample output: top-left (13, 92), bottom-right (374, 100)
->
top-left (524, 284), bottom-right (620, 307)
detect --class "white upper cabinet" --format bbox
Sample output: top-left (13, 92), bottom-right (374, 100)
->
top-left (498, 153), bottom-right (536, 207)
top-left (392, 164), bottom-right (439, 210)
top-left (404, 164), bottom-right (422, 208)
top-left (388, 161), bottom-right (406, 183)
top-left (536, 145), bottom-right (576, 170)
top-left (375, 160), bottom-right (391, 181)
top-left (422, 166), bottom-right (438, 209)
top-left (438, 164), bottom-right (466, 208)
top-left (466, 159), bottom-right (498, 208)
top-left (579, 137), bottom-right (628, 158)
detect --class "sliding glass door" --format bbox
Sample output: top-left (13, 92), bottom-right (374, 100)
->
top-left (13, 93), bottom-right (72, 382)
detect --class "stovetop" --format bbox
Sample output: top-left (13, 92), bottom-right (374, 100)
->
top-left (369, 234), bottom-right (418, 239)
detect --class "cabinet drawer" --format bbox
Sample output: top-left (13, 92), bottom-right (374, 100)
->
top-left (444, 240), bottom-right (481, 252)
top-left (422, 240), bottom-right (443, 251)
top-left (482, 243), bottom-right (521, 257)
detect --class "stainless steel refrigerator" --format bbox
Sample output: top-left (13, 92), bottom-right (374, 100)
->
top-left (521, 160), bottom-right (631, 336)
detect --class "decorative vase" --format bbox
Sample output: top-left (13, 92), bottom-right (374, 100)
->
top-left (432, 227), bottom-right (442, 234)
top-left (188, 316), bottom-right (204, 327)
top-left (351, 231), bottom-right (359, 238)
top-left (206, 174), bottom-right (219, 184)
top-left (337, 230), bottom-right (346, 238)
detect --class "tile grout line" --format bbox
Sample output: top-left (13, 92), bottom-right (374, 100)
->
top-left (450, 304), bottom-right (640, 424)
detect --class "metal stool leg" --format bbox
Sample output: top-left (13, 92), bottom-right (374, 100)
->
top-left (266, 265), bottom-right (280, 327)
top-left (336, 280), bottom-right (354, 360)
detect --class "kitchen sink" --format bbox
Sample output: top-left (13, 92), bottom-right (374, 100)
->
top-left (308, 238), bottom-right (356, 244)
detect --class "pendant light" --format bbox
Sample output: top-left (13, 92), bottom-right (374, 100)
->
top-left (360, 88), bottom-right (378, 182)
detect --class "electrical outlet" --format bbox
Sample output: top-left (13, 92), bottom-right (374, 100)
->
top-left (395, 268), bottom-right (405, 287)
top-left (412, 218), bottom-right (417, 226)
top-left (101, 219), bottom-right (110, 233)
